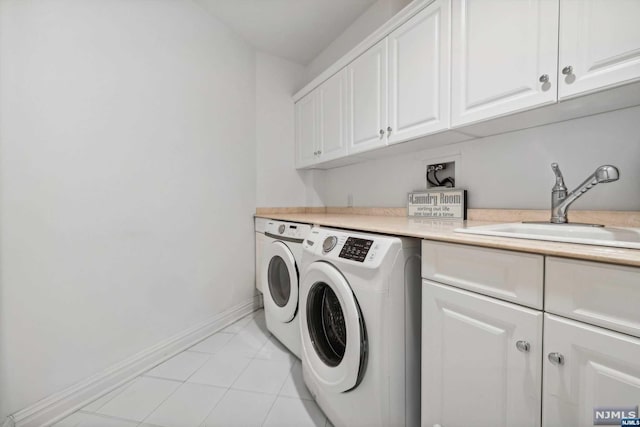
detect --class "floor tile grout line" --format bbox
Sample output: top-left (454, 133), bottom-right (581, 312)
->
top-left (260, 390), bottom-right (282, 427)
top-left (77, 409), bottom-right (143, 425)
top-left (195, 385), bottom-right (234, 427)
top-left (140, 373), bottom-right (188, 383)
top-left (181, 350), bottom-right (246, 385)
top-left (141, 350), bottom-right (213, 384)
top-left (196, 311), bottom-right (267, 427)
top-left (185, 349), bottom-right (221, 356)
top-left (135, 378), bottom-right (185, 426)
top-left (226, 352), bottom-right (260, 390)
top-left (79, 378), bottom-right (135, 414)
top-left (137, 381), bottom-right (229, 427)
top-left (275, 360), bottom-right (297, 397)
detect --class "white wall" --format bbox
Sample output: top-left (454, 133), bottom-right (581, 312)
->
top-left (255, 52), bottom-right (327, 208)
top-left (320, 106), bottom-right (640, 210)
top-left (256, 52), bottom-right (308, 207)
top-left (303, 0), bottom-right (411, 86)
top-left (0, 0), bottom-right (256, 419)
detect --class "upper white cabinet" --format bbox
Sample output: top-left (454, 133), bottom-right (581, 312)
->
top-left (422, 280), bottom-right (543, 427)
top-left (387, 0), bottom-right (451, 144)
top-left (558, 0), bottom-right (640, 99)
top-left (295, 70), bottom-right (348, 168)
top-left (295, 92), bottom-right (318, 169)
top-left (295, 0), bottom-right (640, 168)
top-left (296, 0), bottom-right (452, 168)
top-left (543, 314), bottom-right (640, 426)
top-left (346, 39), bottom-right (388, 154)
top-left (317, 70), bottom-right (348, 162)
top-left (451, 0), bottom-right (559, 126)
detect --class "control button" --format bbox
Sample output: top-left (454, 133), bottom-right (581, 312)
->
top-left (323, 236), bottom-right (338, 253)
top-left (278, 224), bottom-right (285, 234)
top-left (306, 240), bottom-right (314, 246)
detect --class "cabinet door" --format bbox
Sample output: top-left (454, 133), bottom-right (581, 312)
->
top-left (295, 92), bottom-right (318, 168)
top-left (317, 70), bottom-right (347, 162)
top-left (451, 0), bottom-right (559, 127)
top-left (388, 0), bottom-right (450, 144)
top-left (346, 39), bottom-right (388, 154)
top-left (543, 314), bottom-right (640, 427)
top-left (422, 281), bottom-right (543, 427)
top-left (559, 0), bottom-right (640, 99)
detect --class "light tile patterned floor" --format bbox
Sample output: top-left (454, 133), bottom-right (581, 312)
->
top-left (56, 310), bottom-right (330, 427)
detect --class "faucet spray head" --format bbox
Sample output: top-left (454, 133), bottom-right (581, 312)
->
top-left (594, 165), bottom-right (620, 183)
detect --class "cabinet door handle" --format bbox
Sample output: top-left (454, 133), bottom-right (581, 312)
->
top-left (317, 150), bottom-right (322, 155)
top-left (562, 65), bottom-right (573, 76)
top-left (515, 340), bottom-right (530, 352)
top-left (379, 129), bottom-right (385, 137)
top-left (548, 352), bottom-right (565, 365)
top-left (387, 126), bottom-right (392, 133)
top-left (539, 74), bottom-right (549, 83)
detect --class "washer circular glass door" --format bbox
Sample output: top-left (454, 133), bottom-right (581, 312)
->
top-left (300, 261), bottom-right (367, 393)
top-left (263, 241), bottom-right (298, 323)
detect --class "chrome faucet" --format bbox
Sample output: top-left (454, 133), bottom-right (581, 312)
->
top-left (549, 163), bottom-right (620, 224)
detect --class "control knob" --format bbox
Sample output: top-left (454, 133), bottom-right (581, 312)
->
top-left (322, 236), bottom-right (338, 253)
top-left (278, 224), bottom-right (285, 234)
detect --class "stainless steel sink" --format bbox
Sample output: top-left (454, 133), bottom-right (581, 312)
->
top-left (455, 223), bottom-right (640, 249)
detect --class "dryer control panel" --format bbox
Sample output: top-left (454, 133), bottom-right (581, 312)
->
top-left (304, 227), bottom-right (401, 269)
top-left (339, 237), bottom-right (373, 263)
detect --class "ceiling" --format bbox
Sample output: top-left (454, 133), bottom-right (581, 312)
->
top-left (196, 0), bottom-right (377, 65)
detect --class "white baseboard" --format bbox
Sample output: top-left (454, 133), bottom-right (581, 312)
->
top-left (5, 295), bottom-right (263, 427)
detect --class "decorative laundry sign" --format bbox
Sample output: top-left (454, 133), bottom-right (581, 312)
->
top-left (407, 189), bottom-right (467, 219)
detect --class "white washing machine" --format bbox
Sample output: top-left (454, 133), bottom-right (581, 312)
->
top-left (261, 220), bottom-right (312, 359)
top-left (299, 227), bottom-right (421, 427)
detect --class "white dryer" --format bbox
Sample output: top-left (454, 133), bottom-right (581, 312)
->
top-left (299, 227), bottom-right (421, 427)
top-left (261, 220), bottom-right (312, 359)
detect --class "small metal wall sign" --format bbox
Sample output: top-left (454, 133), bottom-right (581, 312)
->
top-left (408, 189), bottom-right (467, 219)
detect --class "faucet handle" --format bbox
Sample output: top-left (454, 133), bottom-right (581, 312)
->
top-left (551, 163), bottom-right (567, 192)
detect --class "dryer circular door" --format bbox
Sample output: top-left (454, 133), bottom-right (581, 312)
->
top-left (300, 261), bottom-right (367, 393)
top-left (263, 241), bottom-right (298, 323)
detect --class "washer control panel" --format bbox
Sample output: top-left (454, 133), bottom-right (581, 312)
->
top-left (265, 220), bottom-right (312, 240)
top-left (338, 237), bottom-right (373, 263)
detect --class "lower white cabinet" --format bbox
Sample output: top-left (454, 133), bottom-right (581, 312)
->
top-left (422, 243), bottom-right (640, 427)
top-left (422, 280), bottom-right (543, 427)
top-left (543, 314), bottom-right (640, 427)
